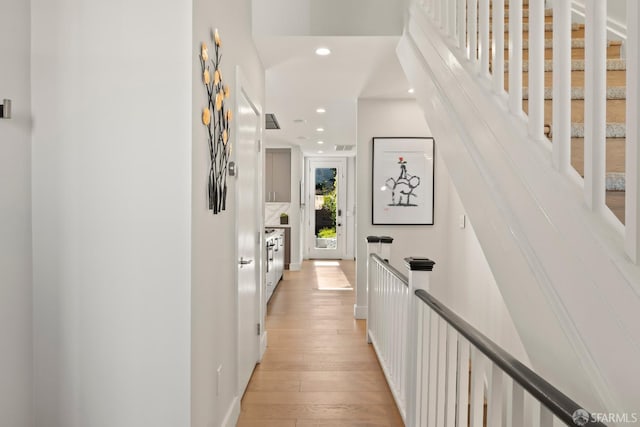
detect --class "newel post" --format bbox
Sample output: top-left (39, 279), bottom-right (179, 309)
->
top-left (379, 236), bottom-right (394, 262)
top-left (404, 257), bottom-right (436, 426)
top-left (365, 236), bottom-right (382, 341)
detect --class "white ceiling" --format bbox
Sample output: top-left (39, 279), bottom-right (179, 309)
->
top-left (254, 35), bottom-right (414, 156)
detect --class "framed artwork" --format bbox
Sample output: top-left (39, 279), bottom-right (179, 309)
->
top-left (372, 137), bottom-right (435, 225)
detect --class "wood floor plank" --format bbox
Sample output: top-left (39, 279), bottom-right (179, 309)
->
top-left (242, 391), bottom-right (394, 405)
top-left (239, 403), bottom-right (399, 421)
top-left (239, 260), bottom-right (404, 426)
top-left (236, 420), bottom-right (296, 427)
top-left (296, 420), bottom-right (403, 427)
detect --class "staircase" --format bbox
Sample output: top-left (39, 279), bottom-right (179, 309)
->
top-left (496, 3), bottom-right (628, 222)
top-left (398, 0), bottom-right (640, 417)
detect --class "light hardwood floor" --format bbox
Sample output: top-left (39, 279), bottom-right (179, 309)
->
top-left (237, 260), bottom-right (405, 427)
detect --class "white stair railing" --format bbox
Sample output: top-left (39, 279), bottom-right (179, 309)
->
top-left (367, 249), bottom-right (409, 421)
top-left (419, 0), bottom-right (640, 257)
top-left (367, 253), bottom-right (608, 426)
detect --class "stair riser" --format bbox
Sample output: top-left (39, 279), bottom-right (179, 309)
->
top-left (507, 70), bottom-right (626, 89)
top-left (503, 45), bottom-right (622, 60)
top-left (522, 87), bottom-right (626, 101)
top-left (499, 27), bottom-right (585, 39)
top-left (571, 138), bottom-right (626, 175)
top-left (523, 99), bottom-right (626, 124)
top-left (491, 15), bottom-right (553, 24)
top-left (506, 59), bottom-right (626, 73)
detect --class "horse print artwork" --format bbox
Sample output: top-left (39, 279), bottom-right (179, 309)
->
top-left (385, 156), bottom-right (421, 206)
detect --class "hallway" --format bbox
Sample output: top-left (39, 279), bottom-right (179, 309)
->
top-left (237, 260), bottom-right (404, 426)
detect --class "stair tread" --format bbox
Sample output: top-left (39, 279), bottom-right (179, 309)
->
top-left (507, 58), bottom-right (627, 72)
top-left (513, 70), bottom-right (627, 88)
top-left (494, 23), bottom-right (581, 33)
top-left (516, 39), bottom-right (622, 50)
top-left (570, 123), bottom-right (626, 138)
top-left (522, 87), bottom-right (626, 100)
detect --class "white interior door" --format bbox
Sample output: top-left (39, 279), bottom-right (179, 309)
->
top-left (308, 158), bottom-right (346, 259)
top-left (236, 78), bottom-right (261, 395)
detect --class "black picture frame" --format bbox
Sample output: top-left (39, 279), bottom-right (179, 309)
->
top-left (371, 137), bottom-right (435, 225)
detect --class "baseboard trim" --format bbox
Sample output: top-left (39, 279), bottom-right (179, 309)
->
top-left (354, 304), bottom-right (367, 320)
top-left (289, 263), bottom-right (301, 271)
top-left (260, 331), bottom-right (268, 360)
top-left (221, 396), bottom-right (240, 427)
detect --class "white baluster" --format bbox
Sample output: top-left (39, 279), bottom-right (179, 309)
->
top-left (584, 0), bottom-right (607, 210)
top-left (479, 0), bottom-right (490, 76)
top-left (458, 0), bottom-right (467, 49)
top-left (407, 300), bottom-right (424, 427)
top-left (540, 405), bottom-right (554, 427)
top-left (512, 382), bottom-right (525, 426)
top-left (552, 0), bottom-right (572, 171)
top-left (625, 0), bottom-right (640, 262)
top-left (427, 311), bottom-right (439, 426)
top-left (436, 319), bottom-right (448, 426)
top-left (493, 0), bottom-right (505, 93)
top-left (421, 306), bottom-right (432, 426)
top-left (444, 326), bottom-right (458, 427)
top-left (528, 0), bottom-right (545, 140)
top-left (503, 376), bottom-right (513, 427)
top-left (456, 338), bottom-right (471, 427)
top-left (508, 0), bottom-right (523, 113)
top-left (468, 0), bottom-right (478, 62)
top-left (469, 348), bottom-right (486, 427)
top-left (366, 237), bottom-right (382, 338)
top-left (433, 0), bottom-right (440, 25)
top-left (448, 0), bottom-right (456, 39)
top-left (487, 362), bottom-right (504, 427)
top-left (524, 394), bottom-right (538, 427)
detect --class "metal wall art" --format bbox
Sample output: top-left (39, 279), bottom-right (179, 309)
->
top-left (199, 29), bottom-right (232, 214)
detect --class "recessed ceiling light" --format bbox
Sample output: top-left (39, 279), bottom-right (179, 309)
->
top-left (317, 141), bottom-right (324, 145)
top-left (318, 150), bottom-right (324, 154)
top-left (316, 108), bottom-right (326, 114)
top-left (315, 47), bottom-right (331, 56)
top-left (316, 127), bottom-right (325, 132)
top-left (408, 88), bottom-right (415, 94)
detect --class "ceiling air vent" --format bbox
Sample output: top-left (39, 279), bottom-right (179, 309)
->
top-left (265, 113), bottom-right (280, 130)
top-left (334, 145), bottom-right (355, 152)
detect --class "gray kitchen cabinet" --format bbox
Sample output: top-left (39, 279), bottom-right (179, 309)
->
top-left (265, 148), bottom-right (291, 202)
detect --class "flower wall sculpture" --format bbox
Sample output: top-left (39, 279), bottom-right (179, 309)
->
top-left (199, 29), bottom-right (232, 214)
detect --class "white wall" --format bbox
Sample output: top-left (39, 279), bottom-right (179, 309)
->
top-left (438, 175), bottom-right (529, 360)
top-left (356, 98), bottom-right (528, 360)
top-left (191, 0), bottom-right (265, 426)
top-left (572, 0), bottom-right (626, 39)
top-left (252, 0), bottom-right (403, 36)
top-left (31, 1), bottom-right (192, 426)
top-left (356, 99), bottom-right (447, 317)
top-left (0, 0), bottom-right (32, 425)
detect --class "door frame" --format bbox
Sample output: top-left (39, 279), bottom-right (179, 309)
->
top-left (234, 66), bottom-right (263, 400)
top-left (306, 157), bottom-right (347, 259)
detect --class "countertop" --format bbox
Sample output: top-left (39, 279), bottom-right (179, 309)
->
top-left (265, 228), bottom-right (285, 240)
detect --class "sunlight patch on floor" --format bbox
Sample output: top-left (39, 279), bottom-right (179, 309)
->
top-left (313, 260), bottom-right (340, 267)
top-left (313, 261), bottom-right (353, 290)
